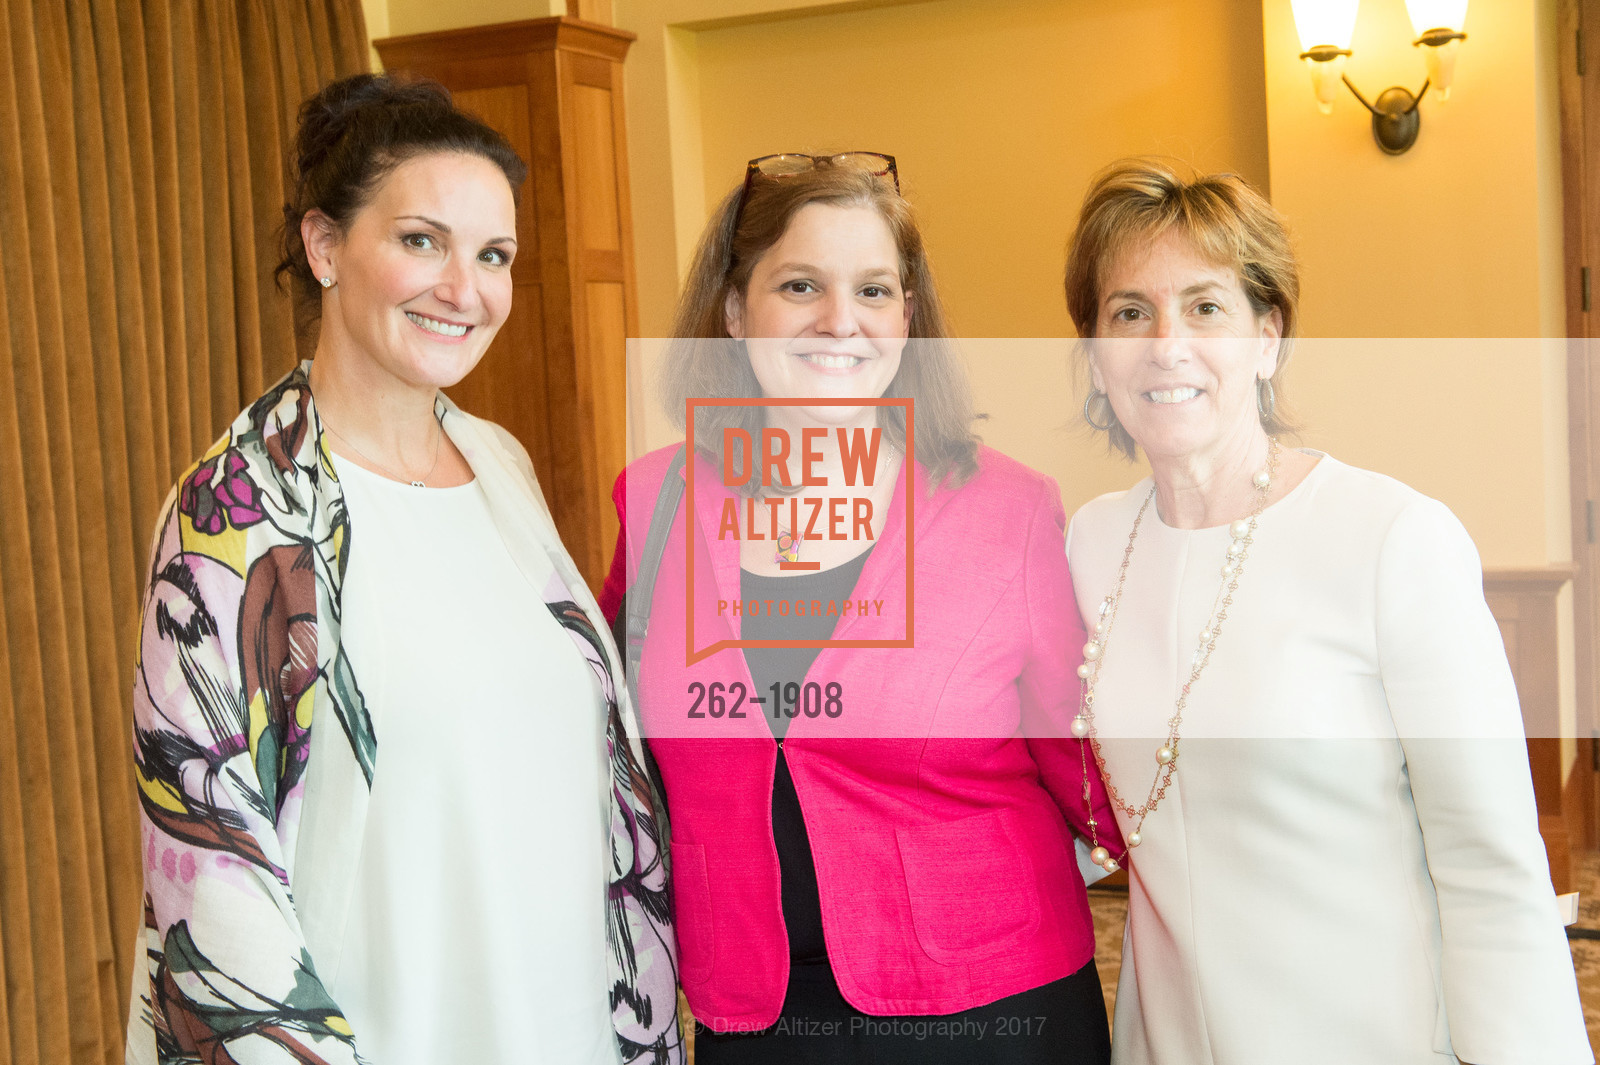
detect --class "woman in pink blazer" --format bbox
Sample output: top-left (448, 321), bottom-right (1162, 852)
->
top-left (600, 153), bottom-right (1123, 1064)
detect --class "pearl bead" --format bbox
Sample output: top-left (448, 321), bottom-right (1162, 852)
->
top-left (1156, 745), bottom-right (1175, 765)
top-left (1127, 831), bottom-right (1142, 848)
top-left (1199, 629), bottom-right (1212, 643)
top-left (1227, 541), bottom-right (1244, 557)
top-left (1076, 663), bottom-right (1091, 679)
top-left (1221, 562), bottom-right (1236, 577)
top-left (1070, 716), bottom-right (1090, 738)
top-left (1083, 641), bottom-right (1102, 661)
top-left (1089, 846), bottom-right (1110, 867)
top-left (1253, 469), bottom-right (1272, 489)
top-left (1093, 621), bottom-right (1105, 634)
top-left (1102, 857), bottom-right (1120, 873)
top-left (1230, 519), bottom-right (1249, 539)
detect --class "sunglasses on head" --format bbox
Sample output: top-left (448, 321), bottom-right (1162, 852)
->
top-left (730, 152), bottom-right (900, 232)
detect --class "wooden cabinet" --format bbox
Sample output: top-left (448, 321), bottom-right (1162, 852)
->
top-left (1484, 566), bottom-right (1580, 894)
top-left (375, 17), bottom-right (637, 588)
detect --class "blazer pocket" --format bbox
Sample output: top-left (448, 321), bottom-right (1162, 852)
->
top-left (669, 841), bottom-right (715, 987)
top-left (896, 809), bottom-right (1042, 965)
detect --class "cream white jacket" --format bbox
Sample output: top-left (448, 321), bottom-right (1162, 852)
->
top-left (1067, 452), bottom-right (1590, 1065)
top-left (125, 364), bottom-right (681, 1064)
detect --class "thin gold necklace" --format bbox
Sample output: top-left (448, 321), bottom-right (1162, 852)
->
top-left (321, 412), bottom-right (443, 488)
top-left (1075, 438), bottom-right (1283, 873)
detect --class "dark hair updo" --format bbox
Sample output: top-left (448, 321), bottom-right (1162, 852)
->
top-left (275, 73), bottom-right (529, 323)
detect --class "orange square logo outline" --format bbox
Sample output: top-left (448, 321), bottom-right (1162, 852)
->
top-left (684, 397), bottom-right (914, 667)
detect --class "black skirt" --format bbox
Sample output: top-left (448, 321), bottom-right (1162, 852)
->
top-left (693, 957), bottom-right (1111, 1065)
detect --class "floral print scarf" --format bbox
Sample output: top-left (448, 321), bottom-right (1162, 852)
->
top-left (126, 364), bottom-right (681, 1064)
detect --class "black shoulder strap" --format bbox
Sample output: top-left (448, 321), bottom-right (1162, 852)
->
top-left (608, 444), bottom-right (684, 831)
top-left (610, 448), bottom-right (685, 847)
top-left (624, 446), bottom-right (686, 689)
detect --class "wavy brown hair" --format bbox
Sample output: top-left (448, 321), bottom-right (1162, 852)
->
top-left (659, 164), bottom-right (980, 489)
top-left (1063, 158), bottom-right (1301, 460)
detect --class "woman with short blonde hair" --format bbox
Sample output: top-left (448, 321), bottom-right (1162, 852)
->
top-left (1060, 157), bottom-right (1588, 1065)
top-left (1064, 159), bottom-right (1299, 457)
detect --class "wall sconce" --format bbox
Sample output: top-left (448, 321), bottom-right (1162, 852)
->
top-left (1292, 0), bottom-right (1469, 154)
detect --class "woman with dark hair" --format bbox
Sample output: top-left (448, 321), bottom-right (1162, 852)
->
top-left (125, 74), bottom-right (680, 1065)
top-left (599, 154), bottom-right (1122, 1065)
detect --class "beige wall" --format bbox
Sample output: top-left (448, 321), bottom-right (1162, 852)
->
top-left (354, 0), bottom-right (1572, 557)
top-left (630, 0), bottom-right (1580, 757)
top-left (619, 0), bottom-right (1271, 505)
top-left (361, 0), bottom-right (388, 47)
top-left (687, 0), bottom-right (1271, 339)
top-left (355, 0), bottom-right (1575, 550)
top-left (356, 0), bottom-right (1581, 749)
top-left (1260, 0), bottom-right (1576, 756)
top-left (1260, 0), bottom-right (1566, 567)
top-left (1264, 0), bottom-right (1553, 338)
top-left (379, 0), bottom-right (563, 39)
top-left (614, 0), bottom-right (1569, 547)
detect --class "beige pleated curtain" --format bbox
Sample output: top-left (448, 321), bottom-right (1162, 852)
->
top-left (0, 1), bottom-right (367, 1061)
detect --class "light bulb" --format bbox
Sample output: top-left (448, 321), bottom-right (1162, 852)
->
top-left (1291, 0), bottom-right (1361, 54)
top-left (1407, 0), bottom-right (1468, 99)
top-left (1291, 0), bottom-right (1360, 111)
top-left (1405, 0), bottom-right (1468, 37)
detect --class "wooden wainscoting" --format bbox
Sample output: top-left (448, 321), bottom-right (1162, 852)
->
top-left (1484, 565), bottom-right (1581, 894)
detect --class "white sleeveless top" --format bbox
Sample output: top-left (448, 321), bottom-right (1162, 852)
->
top-left (319, 456), bottom-right (618, 1065)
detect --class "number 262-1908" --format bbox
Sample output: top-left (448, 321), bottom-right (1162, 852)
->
top-left (686, 681), bottom-right (843, 719)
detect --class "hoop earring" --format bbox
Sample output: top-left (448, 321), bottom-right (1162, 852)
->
top-left (1257, 377), bottom-right (1276, 421)
top-left (1084, 390), bottom-right (1116, 432)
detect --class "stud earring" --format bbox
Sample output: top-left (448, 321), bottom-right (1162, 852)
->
top-left (320, 276), bottom-right (333, 289)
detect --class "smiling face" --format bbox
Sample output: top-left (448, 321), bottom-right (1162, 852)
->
top-left (1090, 228), bottom-right (1281, 467)
top-left (724, 202), bottom-right (912, 428)
top-left (304, 151), bottom-right (517, 392)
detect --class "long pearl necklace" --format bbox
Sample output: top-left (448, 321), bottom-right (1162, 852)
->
top-left (1074, 438), bottom-right (1283, 873)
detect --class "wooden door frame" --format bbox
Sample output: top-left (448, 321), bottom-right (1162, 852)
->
top-left (1558, 0), bottom-right (1599, 850)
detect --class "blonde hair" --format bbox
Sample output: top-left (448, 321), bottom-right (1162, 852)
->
top-left (660, 163), bottom-right (980, 489)
top-left (1063, 158), bottom-right (1300, 459)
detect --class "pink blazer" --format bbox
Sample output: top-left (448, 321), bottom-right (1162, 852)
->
top-left (601, 444), bottom-right (1123, 1030)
